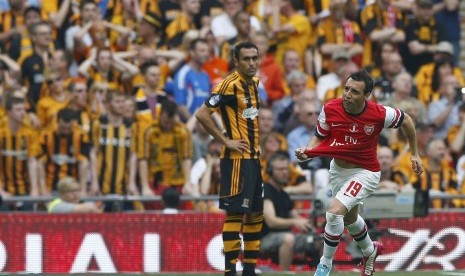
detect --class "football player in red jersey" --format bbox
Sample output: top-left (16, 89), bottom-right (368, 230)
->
top-left (295, 70), bottom-right (423, 276)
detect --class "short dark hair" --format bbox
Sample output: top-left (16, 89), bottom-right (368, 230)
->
top-left (160, 100), bottom-right (177, 117)
top-left (162, 187), bottom-right (180, 208)
top-left (234, 41), bottom-right (258, 60)
top-left (268, 151), bottom-right (290, 170)
top-left (105, 90), bottom-right (125, 103)
top-left (140, 60), bottom-right (159, 75)
top-left (189, 38), bottom-right (208, 51)
top-left (24, 6), bottom-right (41, 17)
top-left (5, 97), bottom-right (25, 111)
top-left (80, 0), bottom-right (97, 10)
top-left (347, 70), bottom-right (374, 95)
top-left (30, 21), bottom-right (51, 35)
top-left (57, 108), bottom-right (76, 123)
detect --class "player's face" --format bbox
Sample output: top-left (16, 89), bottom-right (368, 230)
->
top-left (234, 47), bottom-right (259, 79)
top-left (342, 78), bottom-right (368, 114)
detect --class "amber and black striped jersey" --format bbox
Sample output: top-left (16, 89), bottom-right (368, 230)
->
top-left (39, 128), bottom-right (90, 192)
top-left (138, 120), bottom-right (192, 186)
top-left (412, 158), bottom-right (459, 208)
top-left (0, 117), bottom-right (41, 195)
top-left (165, 13), bottom-right (197, 49)
top-left (92, 116), bottom-right (135, 194)
top-left (205, 71), bottom-right (260, 159)
top-left (86, 65), bottom-right (123, 92)
top-left (0, 10), bottom-right (25, 52)
top-left (134, 87), bottom-right (170, 131)
top-left (105, 0), bottom-right (160, 21)
top-left (360, 3), bottom-right (404, 66)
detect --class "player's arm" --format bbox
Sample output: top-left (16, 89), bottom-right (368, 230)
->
top-left (196, 103), bottom-right (248, 152)
top-left (400, 113), bottom-right (424, 176)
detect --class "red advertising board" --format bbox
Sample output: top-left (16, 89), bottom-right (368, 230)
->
top-left (0, 212), bottom-right (463, 273)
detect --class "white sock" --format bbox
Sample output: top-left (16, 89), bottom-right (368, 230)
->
top-left (346, 215), bottom-right (374, 256)
top-left (320, 212), bottom-right (344, 266)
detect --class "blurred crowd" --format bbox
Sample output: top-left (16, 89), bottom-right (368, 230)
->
top-left (0, 0), bottom-right (463, 212)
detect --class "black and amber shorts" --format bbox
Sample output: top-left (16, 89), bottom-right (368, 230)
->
top-left (219, 158), bottom-right (263, 213)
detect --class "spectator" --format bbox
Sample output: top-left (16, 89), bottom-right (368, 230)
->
top-left (316, 50), bottom-right (350, 102)
top-left (165, 0), bottom-right (201, 49)
top-left (210, 0), bottom-right (261, 45)
top-left (36, 71), bottom-right (70, 131)
top-left (377, 146), bottom-right (411, 192)
top-left (272, 0), bottom-right (311, 71)
top-left (433, 0), bottom-right (460, 63)
top-left (360, 0), bottom-right (405, 67)
top-left (162, 186), bottom-right (181, 214)
top-left (219, 10), bottom-right (251, 70)
top-left (316, 0), bottom-right (363, 74)
top-left (8, 6), bottom-right (44, 61)
top-left (67, 78), bottom-right (92, 135)
top-left (135, 12), bottom-right (164, 48)
top-left (48, 49), bottom-right (72, 87)
top-left (20, 21), bottom-right (54, 104)
top-left (192, 120), bottom-right (213, 163)
top-left (287, 101), bottom-right (319, 163)
top-left (412, 138), bottom-right (459, 208)
top-left (48, 177), bottom-right (102, 214)
top-left (252, 31), bottom-right (285, 104)
top-left (0, 97), bottom-right (40, 211)
top-left (282, 49), bottom-right (315, 95)
top-left (90, 92), bottom-right (138, 199)
top-left (448, 102), bottom-right (465, 157)
top-left (38, 109), bottom-right (90, 196)
top-left (138, 100), bottom-right (193, 197)
top-left (78, 47), bottom-right (139, 93)
top-left (371, 52), bottom-right (404, 103)
top-left (273, 70), bottom-right (308, 133)
top-left (415, 42), bottom-right (465, 105)
top-left (173, 38), bottom-right (211, 121)
top-left (322, 62), bottom-right (359, 103)
top-left (190, 139), bottom-right (222, 212)
top-left (405, 0), bottom-right (445, 74)
top-left (261, 152), bottom-right (319, 271)
top-left (427, 74), bottom-right (460, 139)
top-left (258, 107), bottom-right (287, 150)
top-left (135, 60), bottom-right (171, 130)
top-left (0, 0), bottom-right (27, 48)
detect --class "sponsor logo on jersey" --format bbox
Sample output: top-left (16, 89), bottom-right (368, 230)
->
top-left (242, 107), bottom-right (258, 120)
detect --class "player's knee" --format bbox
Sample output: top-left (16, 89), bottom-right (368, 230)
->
top-left (326, 212), bottom-right (344, 225)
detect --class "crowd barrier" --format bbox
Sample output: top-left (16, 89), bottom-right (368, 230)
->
top-left (0, 212), bottom-right (464, 273)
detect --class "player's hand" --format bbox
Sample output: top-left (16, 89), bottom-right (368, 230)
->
top-left (410, 155), bottom-right (424, 176)
top-left (225, 139), bottom-right (249, 154)
top-left (294, 148), bottom-right (311, 162)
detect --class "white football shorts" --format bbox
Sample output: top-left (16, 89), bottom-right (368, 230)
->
top-left (328, 159), bottom-right (381, 211)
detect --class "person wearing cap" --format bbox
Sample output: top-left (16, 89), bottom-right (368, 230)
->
top-left (360, 0), bottom-right (406, 67)
top-left (48, 177), bottom-right (102, 214)
top-left (136, 12), bottom-right (164, 47)
top-left (405, 0), bottom-right (446, 74)
top-left (316, 49), bottom-right (351, 101)
top-left (415, 41), bottom-right (465, 105)
top-left (316, 0), bottom-right (363, 75)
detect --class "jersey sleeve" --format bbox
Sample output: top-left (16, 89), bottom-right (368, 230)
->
top-left (383, 106), bottom-right (404, 129)
top-left (315, 106), bottom-right (330, 138)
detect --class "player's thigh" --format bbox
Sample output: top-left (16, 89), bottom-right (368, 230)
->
top-left (332, 167), bottom-right (380, 211)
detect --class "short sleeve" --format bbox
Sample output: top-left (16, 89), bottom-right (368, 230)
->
top-left (383, 106), bottom-right (404, 129)
top-left (315, 106), bottom-right (330, 137)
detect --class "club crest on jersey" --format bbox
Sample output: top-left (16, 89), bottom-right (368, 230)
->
top-left (364, 124), bottom-right (375, 135)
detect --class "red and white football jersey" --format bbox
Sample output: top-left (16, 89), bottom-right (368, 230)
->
top-left (304, 98), bottom-right (404, 171)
